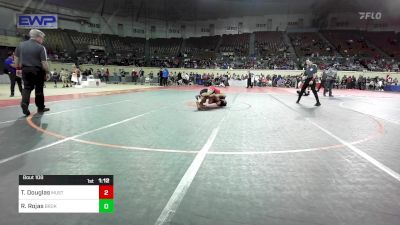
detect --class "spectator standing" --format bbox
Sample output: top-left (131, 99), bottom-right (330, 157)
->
top-left (159, 69), bottom-right (163, 86)
top-left (247, 72), bottom-right (253, 88)
top-left (131, 69), bottom-right (138, 83)
top-left (162, 68), bottom-right (169, 86)
top-left (105, 68), bottom-right (110, 83)
top-left (50, 68), bottom-right (59, 88)
top-left (71, 65), bottom-right (81, 85)
top-left (139, 68), bottom-right (144, 77)
top-left (177, 72), bottom-right (183, 85)
top-left (60, 68), bottom-right (69, 88)
top-left (4, 51), bottom-right (22, 97)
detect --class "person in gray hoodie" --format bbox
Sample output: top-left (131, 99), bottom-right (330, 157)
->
top-left (324, 64), bottom-right (337, 97)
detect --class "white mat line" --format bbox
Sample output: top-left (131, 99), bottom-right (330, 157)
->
top-left (339, 102), bottom-right (400, 125)
top-left (154, 120), bottom-right (224, 225)
top-left (308, 118), bottom-right (400, 182)
top-left (0, 110), bottom-right (154, 165)
top-left (0, 100), bottom-right (130, 125)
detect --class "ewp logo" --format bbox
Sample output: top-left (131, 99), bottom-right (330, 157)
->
top-left (17, 14), bottom-right (58, 29)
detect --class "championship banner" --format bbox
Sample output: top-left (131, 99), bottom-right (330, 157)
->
top-left (17, 14), bottom-right (58, 29)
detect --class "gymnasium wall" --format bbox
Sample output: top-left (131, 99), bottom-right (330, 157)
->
top-left (0, 7), bottom-right (17, 34)
top-left (0, 35), bottom-right (22, 47)
top-left (0, 5), bottom-right (313, 38)
top-left (326, 12), bottom-right (400, 32)
top-left (0, 1), bottom-right (398, 39)
top-left (48, 62), bottom-right (400, 80)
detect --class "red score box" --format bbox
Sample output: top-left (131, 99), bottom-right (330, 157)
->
top-left (99, 185), bottom-right (114, 199)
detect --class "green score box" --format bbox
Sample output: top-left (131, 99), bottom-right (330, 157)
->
top-left (99, 199), bottom-right (114, 213)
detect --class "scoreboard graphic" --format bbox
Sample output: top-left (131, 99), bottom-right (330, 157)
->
top-left (18, 175), bottom-right (114, 213)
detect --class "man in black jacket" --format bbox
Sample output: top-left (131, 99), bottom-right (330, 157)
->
top-left (159, 69), bottom-right (163, 86)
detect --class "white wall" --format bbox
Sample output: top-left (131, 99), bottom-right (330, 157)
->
top-left (186, 13), bottom-right (313, 37)
top-left (57, 12), bottom-right (315, 38)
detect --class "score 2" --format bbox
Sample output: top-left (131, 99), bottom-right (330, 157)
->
top-left (99, 185), bottom-right (113, 199)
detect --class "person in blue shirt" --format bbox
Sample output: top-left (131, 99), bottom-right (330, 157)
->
top-left (162, 68), bottom-right (169, 86)
top-left (4, 51), bottom-right (22, 97)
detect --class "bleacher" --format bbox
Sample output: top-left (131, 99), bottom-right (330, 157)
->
top-left (15, 28), bottom-right (75, 62)
top-left (108, 35), bottom-right (145, 57)
top-left (321, 30), bottom-right (379, 58)
top-left (183, 35), bottom-right (220, 59)
top-left (255, 31), bottom-right (287, 57)
top-left (41, 29), bottom-right (74, 54)
top-left (149, 38), bottom-right (182, 58)
top-left (9, 28), bottom-right (399, 71)
top-left (67, 30), bottom-right (107, 51)
top-left (288, 32), bottom-right (334, 57)
top-left (363, 31), bottom-right (400, 59)
top-left (219, 33), bottom-right (250, 56)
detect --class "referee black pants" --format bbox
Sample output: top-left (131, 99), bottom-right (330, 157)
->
top-left (247, 79), bottom-right (253, 88)
top-left (21, 67), bottom-right (46, 110)
top-left (297, 77), bottom-right (320, 103)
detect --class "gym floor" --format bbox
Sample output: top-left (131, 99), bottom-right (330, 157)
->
top-left (0, 83), bottom-right (399, 225)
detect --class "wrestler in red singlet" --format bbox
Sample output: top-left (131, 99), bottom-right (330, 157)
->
top-left (208, 86), bottom-right (221, 94)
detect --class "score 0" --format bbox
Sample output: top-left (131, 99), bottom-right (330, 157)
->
top-left (99, 185), bottom-right (113, 213)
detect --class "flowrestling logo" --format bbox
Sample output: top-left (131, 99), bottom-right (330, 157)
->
top-left (17, 14), bottom-right (58, 29)
top-left (359, 12), bottom-right (382, 20)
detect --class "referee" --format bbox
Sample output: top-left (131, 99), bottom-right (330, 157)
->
top-left (15, 29), bottom-right (50, 116)
top-left (296, 59), bottom-right (321, 106)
